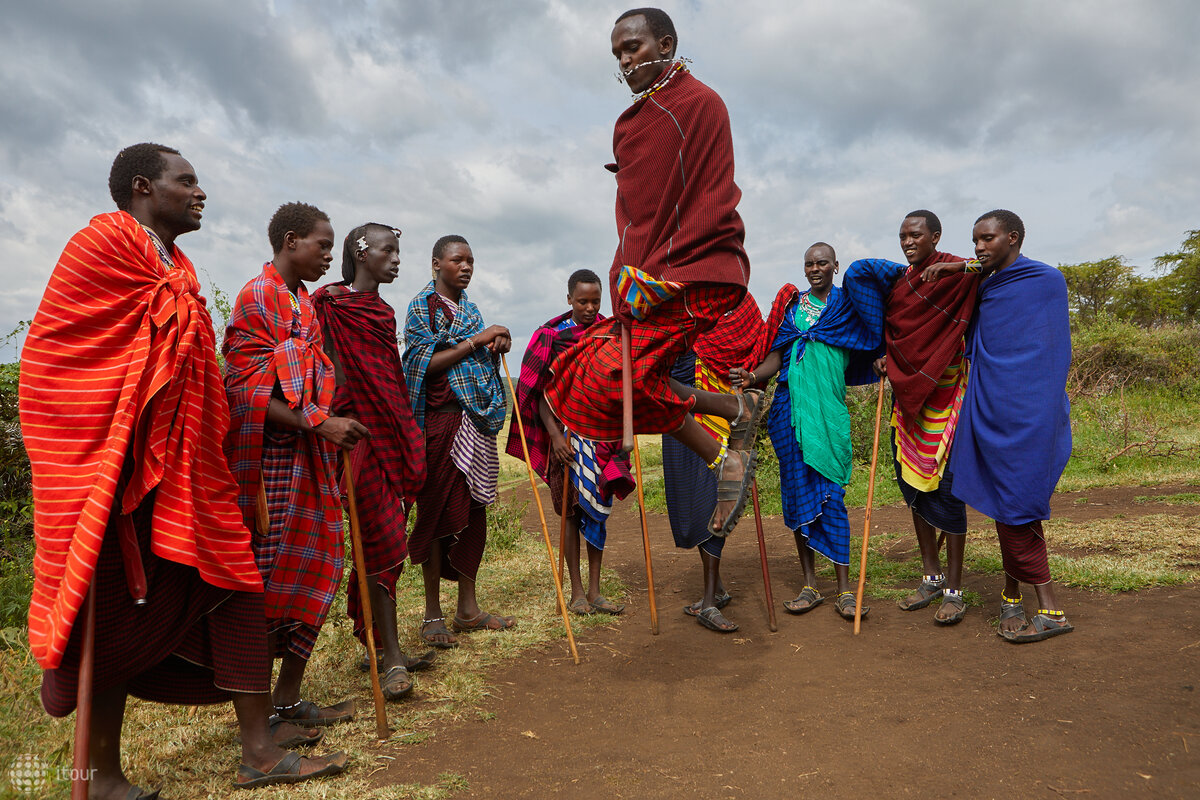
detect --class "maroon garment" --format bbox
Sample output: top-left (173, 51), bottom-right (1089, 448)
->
top-left (995, 520), bottom-right (1053, 585)
top-left (313, 285), bottom-right (426, 643)
top-left (410, 341), bottom-right (487, 581)
top-left (886, 251), bottom-right (979, 418)
top-left (42, 491), bottom-right (269, 716)
top-left (608, 67), bottom-right (749, 323)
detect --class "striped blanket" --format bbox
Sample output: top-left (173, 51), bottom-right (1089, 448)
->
top-left (20, 211), bottom-right (261, 670)
top-left (223, 263), bottom-right (343, 632)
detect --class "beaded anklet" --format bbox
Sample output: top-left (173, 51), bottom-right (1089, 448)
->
top-left (1001, 593), bottom-right (1022, 605)
top-left (1037, 608), bottom-right (1065, 617)
top-left (707, 441), bottom-right (728, 471)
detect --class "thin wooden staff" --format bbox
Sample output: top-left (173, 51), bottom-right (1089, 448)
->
top-left (631, 434), bottom-right (659, 635)
top-left (501, 354), bottom-right (579, 664)
top-left (621, 325), bottom-right (658, 634)
top-left (621, 325), bottom-right (634, 454)
top-left (735, 383), bottom-right (776, 632)
top-left (71, 581), bottom-right (96, 800)
top-left (854, 376), bottom-right (887, 635)
top-left (558, 461), bottom-right (570, 584)
top-left (750, 479), bottom-right (777, 632)
top-left (344, 455), bottom-right (389, 739)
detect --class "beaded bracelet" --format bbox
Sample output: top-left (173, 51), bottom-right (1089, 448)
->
top-left (964, 259), bottom-right (983, 273)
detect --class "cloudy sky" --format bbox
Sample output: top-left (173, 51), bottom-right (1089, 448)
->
top-left (3, 0), bottom-right (1198, 363)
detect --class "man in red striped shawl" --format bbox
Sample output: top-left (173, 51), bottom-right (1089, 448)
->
top-left (545, 8), bottom-right (765, 536)
top-left (313, 223), bottom-right (434, 700)
top-left (224, 202), bottom-right (368, 727)
top-left (843, 210), bottom-right (980, 625)
top-left (20, 144), bottom-right (344, 797)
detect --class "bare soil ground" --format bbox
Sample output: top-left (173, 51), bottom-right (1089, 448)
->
top-left (378, 485), bottom-right (1200, 799)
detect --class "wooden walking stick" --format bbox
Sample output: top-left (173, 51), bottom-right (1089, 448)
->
top-left (734, 383), bottom-right (776, 631)
top-left (72, 581), bottom-right (96, 800)
top-left (750, 479), bottom-right (777, 632)
top-left (631, 434), bottom-right (659, 635)
top-left (854, 376), bottom-right (887, 635)
top-left (558, 461), bottom-right (570, 584)
top-left (344, 457), bottom-right (389, 739)
top-left (620, 324), bottom-right (658, 634)
top-left (620, 325), bottom-right (634, 454)
top-left (501, 354), bottom-right (580, 664)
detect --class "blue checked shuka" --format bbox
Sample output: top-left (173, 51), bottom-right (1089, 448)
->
top-left (402, 281), bottom-right (508, 435)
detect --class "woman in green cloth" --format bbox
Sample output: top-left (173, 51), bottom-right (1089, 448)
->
top-left (732, 242), bottom-right (878, 621)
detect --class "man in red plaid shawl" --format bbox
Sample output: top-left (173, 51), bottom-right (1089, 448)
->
top-left (505, 269), bottom-right (634, 615)
top-left (224, 202), bottom-right (367, 726)
top-left (545, 8), bottom-right (766, 536)
top-left (313, 223), bottom-right (435, 701)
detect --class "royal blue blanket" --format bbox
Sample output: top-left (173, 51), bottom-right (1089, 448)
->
top-left (949, 256), bottom-right (1072, 525)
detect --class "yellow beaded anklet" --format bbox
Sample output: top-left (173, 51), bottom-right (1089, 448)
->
top-left (707, 441), bottom-right (728, 471)
top-left (1001, 593), bottom-right (1022, 604)
top-left (1037, 608), bottom-right (1065, 617)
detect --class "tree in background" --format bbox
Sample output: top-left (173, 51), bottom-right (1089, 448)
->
top-left (1060, 256), bottom-right (1134, 322)
top-left (1153, 229), bottom-right (1200, 321)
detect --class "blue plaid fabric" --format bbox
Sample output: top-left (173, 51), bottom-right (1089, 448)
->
top-left (768, 372), bottom-right (850, 565)
top-left (841, 258), bottom-right (907, 371)
top-left (763, 286), bottom-right (877, 566)
top-left (402, 281), bottom-right (508, 434)
top-left (769, 285), bottom-right (879, 388)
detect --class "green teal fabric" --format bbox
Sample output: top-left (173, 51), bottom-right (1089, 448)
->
top-left (788, 320), bottom-right (852, 486)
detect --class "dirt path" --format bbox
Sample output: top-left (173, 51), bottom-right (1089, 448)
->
top-left (382, 485), bottom-right (1200, 798)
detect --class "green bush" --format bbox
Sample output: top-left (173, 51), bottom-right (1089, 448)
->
top-left (0, 362), bottom-right (34, 630)
top-left (1069, 317), bottom-right (1200, 395)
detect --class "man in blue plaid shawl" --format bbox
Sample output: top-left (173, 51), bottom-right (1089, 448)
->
top-left (402, 235), bottom-right (516, 648)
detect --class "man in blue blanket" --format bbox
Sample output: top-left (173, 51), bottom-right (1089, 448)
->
top-left (927, 210), bottom-right (1074, 643)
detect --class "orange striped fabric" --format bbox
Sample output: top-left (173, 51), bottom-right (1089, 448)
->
top-left (19, 211), bottom-right (262, 670)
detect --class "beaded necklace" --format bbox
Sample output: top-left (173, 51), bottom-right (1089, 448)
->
top-left (140, 224), bottom-right (176, 270)
top-left (632, 60), bottom-right (687, 103)
top-left (797, 291), bottom-right (826, 327)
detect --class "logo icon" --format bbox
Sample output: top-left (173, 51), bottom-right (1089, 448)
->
top-left (7, 754), bottom-right (49, 793)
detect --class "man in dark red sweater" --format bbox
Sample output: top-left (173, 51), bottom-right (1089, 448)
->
top-left (546, 7), bottom-right (763, 536)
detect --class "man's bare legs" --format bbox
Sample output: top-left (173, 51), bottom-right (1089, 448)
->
top-left (563, 514), bottom-right (605, 607)
top-left (900, 511), bottom-right (964, 620)
top-left (999, 574), bottom-right (1067, 635)
top-left (86, 685), bottom-right (339, 798)
top-left (420, 541), bottom-right (456, 647)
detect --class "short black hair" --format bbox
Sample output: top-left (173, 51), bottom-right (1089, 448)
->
top-left (568, 268), bottom-right (602, 295)
top-left (432, 234), bottom-right (469, 260)
top-left (903, 209), bottom-right (942, 237)
top-left (975, 209), bottom-right (1025, 248)
top-left (340, 222), bottom-right (400, 283)
top-left (807, 241), bottom-right (837, 261)
top-left (616, 8), bottom-right (677, 55)
top-left (109, 143), bottom-right (180, 211)
top-left (268, 202), bottom-right (330, 254)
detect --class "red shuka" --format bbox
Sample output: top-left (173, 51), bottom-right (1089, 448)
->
top-left (20, 211), bottom-right (261, 670)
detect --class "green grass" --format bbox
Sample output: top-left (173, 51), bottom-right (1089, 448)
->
top-left (1135, 493), bottom-right (1200, 506)
top-left (0, 495), bottom-right (624, 800)
top-left (638, 385), bottom-right (1200, 518)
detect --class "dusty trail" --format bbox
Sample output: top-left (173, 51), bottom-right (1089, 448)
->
top-left (382, 484), bottom-right (1200, 798)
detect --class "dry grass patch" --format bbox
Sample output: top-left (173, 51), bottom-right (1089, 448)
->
top-left (962, 514), bottom-right (1200, 592)
top-left (0, 497), bottom-right (624, 799)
